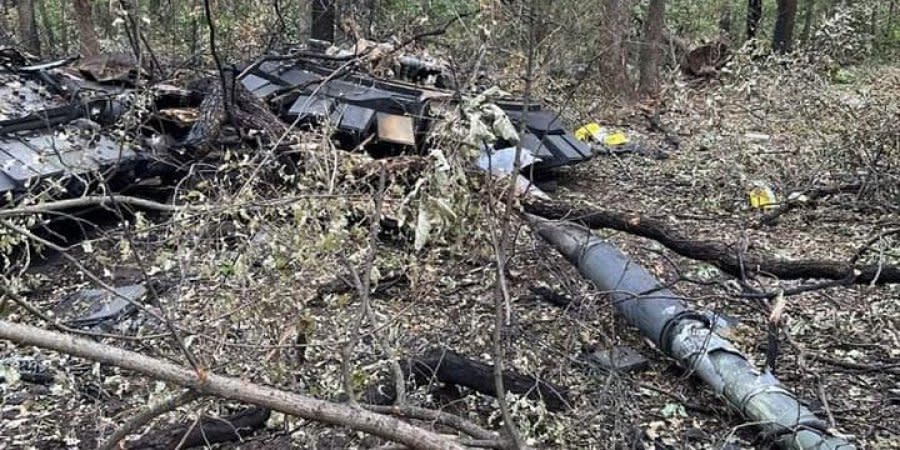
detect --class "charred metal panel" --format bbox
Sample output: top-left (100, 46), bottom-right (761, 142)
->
top-left (376, 113), bottom-right (416, 146)
top-left (287, 95), bottom-right (335, 123)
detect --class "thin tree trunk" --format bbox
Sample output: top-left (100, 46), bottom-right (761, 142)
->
top-left (36, 0), bottom-right (55, 54)
top-left (773, 0), bottom-right (799, 52)
top-left (599, 0), bottom-right (632, 96)
top-left (73, 0), bottom-right (101, 57)
top-left (801, 0), bottom-right (816, 44)
top-left (746, 0), bottom-right (763, 41)
top-left (0, 1), bottom-right (11, 44)
top-left (311, 0), bottom-right (335, 42)
top-left (638, 0), bottom-right (666, 96)
top-left (17, 0), bottom-right (41, 55)
top-left (719, 0), bottom-right (733, 39)
top-left (888, 0), bottom-right (898, 41)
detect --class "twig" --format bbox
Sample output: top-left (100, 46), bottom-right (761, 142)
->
top-left (202, 0), bottom-right (232, 122)
top-left (364, 404), bottom-right (502, 443)
top-left (784, 332), bottom-right (900, 374)
top-left (342, 165), bottom-right (407, 405)
top-left (757, 184), bottom-right (862, 227)
top-left (99, 189), bottom-right (205, 373)
top-left (483, 2), bottom-right (540, 448)
top-left (0, 319), bottom-right (463, 450)
top-left (98, 389), bottom-right (202, 450)
top-left (850, 227), bottom-right (900, 264)
top-left (0, 195), bottom-right (182, 218)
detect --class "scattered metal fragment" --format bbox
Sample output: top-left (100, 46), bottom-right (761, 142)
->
top-left (585, 345), bottom-right (650, 373)
top-left (0, 70), bottom-right (146, 198)
top-left (54, 284), bottom-right (147, 328)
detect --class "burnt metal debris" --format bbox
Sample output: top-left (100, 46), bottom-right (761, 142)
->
top-left (529, 216), bottom-right (855, 450)
top-left (1, 45), bottom-right (590, 206)
top-left (54, 283), bottom-right (147, 329)
top-left (0, 66), bottom-right (146, 198)
top-left (239, 58), bottom-right (591, 169)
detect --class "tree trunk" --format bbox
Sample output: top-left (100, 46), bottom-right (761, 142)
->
top-left (310, 0), bottom-right (335, 42)
top-left (888, 0), bottom-right (898, 41)
top-left (719, 0), bottom-right (733, 39)
top-left (773, 0), bottom-right (799, 52)
top-left (599, 0), bottom-right (632, 96)
top-left (638, 0), bottom-right (666, 96)
top-left (1, 0), bottom-right (13, 44)
top-left (746, 0), bottom-right (763, 41)
top-left (36, 0), bottom-right (55, 54)
top-left (800, 0), bottom-right (816, 44)
top-left (73, 0), bottom-right (101, 57)
top-left (17, 0), bottom-right (41, 55)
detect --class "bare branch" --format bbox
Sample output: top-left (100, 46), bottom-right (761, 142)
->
top-left (0, 195), bottom-right (182, 219)
top-left (0, 319), bottom-right (464, 450)
top-left (98, 389), bottom-right (202, 450)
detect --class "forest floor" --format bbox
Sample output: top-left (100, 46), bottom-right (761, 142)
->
top-left (1, 57), bottom-right (898, 450)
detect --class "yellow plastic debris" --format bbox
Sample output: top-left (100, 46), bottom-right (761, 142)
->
top-left (603, 132), bottom-right (629, 146)
top-left (748, 183), bottom-right (777, 210)
top-left (575, 122), bottom-right (602, 141)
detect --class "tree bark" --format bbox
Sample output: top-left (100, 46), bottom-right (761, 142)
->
top-left (718, 0), bottom-right (734, 38)
top-left (0, 320), bottom-right (463, 450)
top-left (72, 0), bottom-right (101, 57)
top-left (363, 349), bottom-right (570, 412)
top-left (746, 0), bottom-right (763, 41)
top-left (800, 0), bottom-right (816, 44)
top-left (17, 0), bottom-right (41, 55)
top-left (599, 0), bottom-right (632, 96)
top-left (773, 0), bottom-right (799, 52)
top-left (638, 0), bottom-right (667, 96)
top-left (310, 0), bottom-right (335, 42)
top-left (36, 0), bottom-right (55, 53)
top-left (0, 0), bottom-right (10, 43)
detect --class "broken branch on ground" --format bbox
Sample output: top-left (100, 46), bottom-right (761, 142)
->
top-left (524, 199), bottom-right (900, 285)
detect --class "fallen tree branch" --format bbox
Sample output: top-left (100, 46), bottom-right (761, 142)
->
top-left (128, 406), bottom-right (270, 449)
top-left (0, 195), bottom-right (181, 218)
top-left (524, 199), bottom-right (900, 285)
top-left (98, 389), bottom-right (202, 450)
top-left (365, 349), bottom-right (569, 412)
top-left (0, 320), bottom-right (463, 450)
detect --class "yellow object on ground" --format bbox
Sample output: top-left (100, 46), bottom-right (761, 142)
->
top-left (602, 132), bottom-right (629, 146)
top-left (575, 122), bottom-right (630, 146)
top-left (748, 184), bottom-right (777, 210)
top-left (575, 122), bottom-right (602, 141)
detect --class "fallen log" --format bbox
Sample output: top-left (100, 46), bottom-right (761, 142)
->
top-left (528, 216), bottom-right (854, 450)
top-left (0, 320), bottom-right (463, 450)
top-left (128, 406), bottom-right (270, 449)
top-left (364, 349), bottom-right (569, 411)
top-left (524, 199), bottom-right (900, 285)
top-left (184, 69), bottom-right (288, 147)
